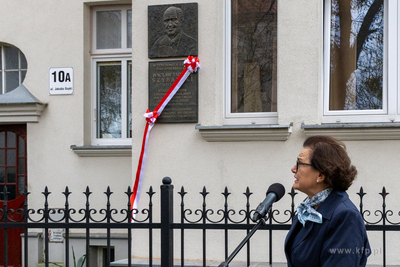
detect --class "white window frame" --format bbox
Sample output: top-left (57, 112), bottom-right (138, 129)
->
top-left (223, 0), bottom-right (278, 125)
top-left (0, 44), bottom-right (27, 94)
top-left (322, 0), bottom-right (399, 124)
top-left (91, 6), bottom-right (132, 145)
top-left (91, 55), bottom-right (131, 145)
top-left (92, 6), bottom-right (132, 55)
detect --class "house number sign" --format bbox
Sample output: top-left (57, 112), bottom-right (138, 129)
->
top-left (49, 67), bottom-right (74, 95)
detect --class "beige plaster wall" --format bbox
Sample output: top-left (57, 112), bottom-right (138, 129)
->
top-left (0, 0), bottom-right (398, 265)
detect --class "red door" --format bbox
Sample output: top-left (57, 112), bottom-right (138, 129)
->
top-left (0, 124), bottom-right (27, 267)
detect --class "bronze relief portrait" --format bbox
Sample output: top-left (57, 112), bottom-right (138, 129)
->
top-left (148, 3), bottom-right (198, 58)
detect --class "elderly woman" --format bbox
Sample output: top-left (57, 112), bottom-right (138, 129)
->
top-left (285, 136), bottom-right (370, 267)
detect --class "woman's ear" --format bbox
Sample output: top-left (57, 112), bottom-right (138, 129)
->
top-left (317, 172), bottom-right (325, 183)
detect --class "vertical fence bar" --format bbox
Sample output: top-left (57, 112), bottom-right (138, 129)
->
top-left (381, 187), bottom-right (387, 267)
top-left (126, 186), bottom-right (132, 267)
top-left (245, 187), bottom-right (252, 267)
top-left (24, 187), bottom-right (29, 267)
top-left (64, 187), bottom-right (70, 267)
top-left (3, 186), bottom-right (8, 267)
top-left (161, 177), bottom-right (174, 267)
top-left (148, 186), bottom-right (154, 267)
top-left (201, 187), bottom-right (208, 267)
top-left (269, 211), bottom-right (272, 266)
top-left (223, 187), bottom-right (229, 261)
top-left (43, 187), bottom-right (50, 267)
top-left (105, 187), bottom-right (112, 267)
top-left (179, 187), bottom-right (186, 267)
top-left (84, 187), bottom-right (91, 267)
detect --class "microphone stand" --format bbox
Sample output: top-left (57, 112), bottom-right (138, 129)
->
top-left (218, 216), bottom-right (267, 267)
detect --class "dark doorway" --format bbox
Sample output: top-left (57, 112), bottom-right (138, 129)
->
top-left (0, 124), bottom-right (27, 267)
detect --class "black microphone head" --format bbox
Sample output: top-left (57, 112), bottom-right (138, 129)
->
top-left (267, 183), bottom-right (285, 201)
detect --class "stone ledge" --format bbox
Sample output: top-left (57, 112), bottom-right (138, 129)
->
top-left (70, 145), bottom-right (132, 157)
top-left (302, 123), bottom-right (400, 141)
top-left (195, 124), bottom-right (292, 142)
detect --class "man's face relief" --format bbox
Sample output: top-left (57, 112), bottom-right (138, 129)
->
top-left (163, 9), bottom-right (181, 38)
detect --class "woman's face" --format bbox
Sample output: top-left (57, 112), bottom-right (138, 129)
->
top-left (291, 147), bottom-right (323, 198)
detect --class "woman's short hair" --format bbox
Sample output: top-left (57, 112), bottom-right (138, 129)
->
top-left (303, 135), bottom-right (357, 191)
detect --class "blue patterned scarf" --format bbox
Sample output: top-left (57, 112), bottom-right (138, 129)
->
top-left (297, 188), bottom-right (332, 227)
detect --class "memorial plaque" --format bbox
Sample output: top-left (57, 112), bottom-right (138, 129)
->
top-left (149, 61), bottom-right (198, 123)
top-left (148, 3), bottom-right (198, 58)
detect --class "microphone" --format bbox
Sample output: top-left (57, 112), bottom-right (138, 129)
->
top-left (252, 183), bottom-right (285, 222)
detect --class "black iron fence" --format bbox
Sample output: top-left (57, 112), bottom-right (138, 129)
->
top-left (1, 177), bottom-right (400, 267)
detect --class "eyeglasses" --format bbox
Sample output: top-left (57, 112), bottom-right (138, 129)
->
top-left (296, 161), bottom-right (313, 171)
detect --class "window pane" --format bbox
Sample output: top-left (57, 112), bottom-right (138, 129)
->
top-left (0, 185), bottom-right (16, 201)
top-left (7, 167), bottom-right (16, 183)
top-left (7, 132), bottom-right (16, 148)
top-left (7, 149), bottom-right (16, 165)
top-left (5, 71), bottom-right (19, 92)
top-left (329, 0), bottom-right (384, 110)
top-left (128, 62), bottom-right (132, 138)
top-left (96, 10), bottom-right (122, 49)
top-left (21, 70), bottom-right (26, 83)
top-left (18, 176), bottom-right (25, 195)
top-left (97, 62), bottom-right (122, 138)
top-left (127, 10), bottom-right (132, 48)
top-left (4, 46), bottom-right (19, 70)
top-left (20, 52), bottom-right (27, 69)
top-left (0, 132), bottom-right (4, 148)
top-left (0, 72), bottom-right (2, 93)
top-left (18, 158), bottom-right (25, 174)
top-left (0, 167), bottom-right (4, 183)
top-left (231, 0), bottom-right (277, 113)
top-left (18, 136), bottom-right (25, 157)
top-left (0, 150), bottom-right (4, 166)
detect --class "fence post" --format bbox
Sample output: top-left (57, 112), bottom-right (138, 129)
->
top-left (161, 177), bottom-right (174, 267)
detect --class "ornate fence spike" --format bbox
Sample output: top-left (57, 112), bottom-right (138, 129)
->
top-left (125, 186), bottom-right (132, 198)
top-left (23, 186), bottom-right (30, 197)
top-left (105, 186), bottom-right (113, 197)
top-left (200, 186), bottom-right (209, 198)
top-left (222, 187), bottom-right (230, 198)
top-left (244, 187), bottom-right (252, 199)
top-left (42, 186), bottom-right (50, 197)
top-left (1, 185), bottom-right (9, 201)
top-left (380, 186), bottom-right (389, 199)
top-left (63, 186), bottom-right (71, 198)
top-left (178, 186), bottom-right (187, 198)
top-left (357, 186), bottom-right (366, 198)
top-left (288, 187), bottom-right (297, 198)
top-left (84, 186), bottom-right (92, 209)
top-left (178, 186), bottom-right (186, 207)
top-left (147, 186), bottom-right (155, 197)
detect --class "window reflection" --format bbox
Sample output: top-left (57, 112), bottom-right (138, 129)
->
top-left (97, 62), bottom-right (122, 138)
top-left (231, 0), bottom-right (277, 113)
top-left (330, 0), bottom-right (384, 110)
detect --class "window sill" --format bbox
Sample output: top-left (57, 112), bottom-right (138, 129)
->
top-left (302, 123), bottom-right (400, 140)
top-left (70, 145), bottom-right (132, 157)
top-left (195, 124), bottom-right (292, 142)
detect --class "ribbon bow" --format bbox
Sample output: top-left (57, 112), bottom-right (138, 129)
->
top-left (144, 109), bottom-right (158, 123)
top-left (184, 56), bottom-right (200, 73)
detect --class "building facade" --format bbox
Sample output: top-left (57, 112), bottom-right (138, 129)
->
top-left (0, 0), bottom-right (399, 265)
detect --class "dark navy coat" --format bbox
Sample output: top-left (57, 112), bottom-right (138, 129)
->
top-left (285, 190), bottom-right (370, 267)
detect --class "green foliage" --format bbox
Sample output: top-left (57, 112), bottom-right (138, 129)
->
top-left (72, 247), bottom-right (86, 267)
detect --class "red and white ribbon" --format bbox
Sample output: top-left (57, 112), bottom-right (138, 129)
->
top-left (130, 56), bottom-right (200, 219)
